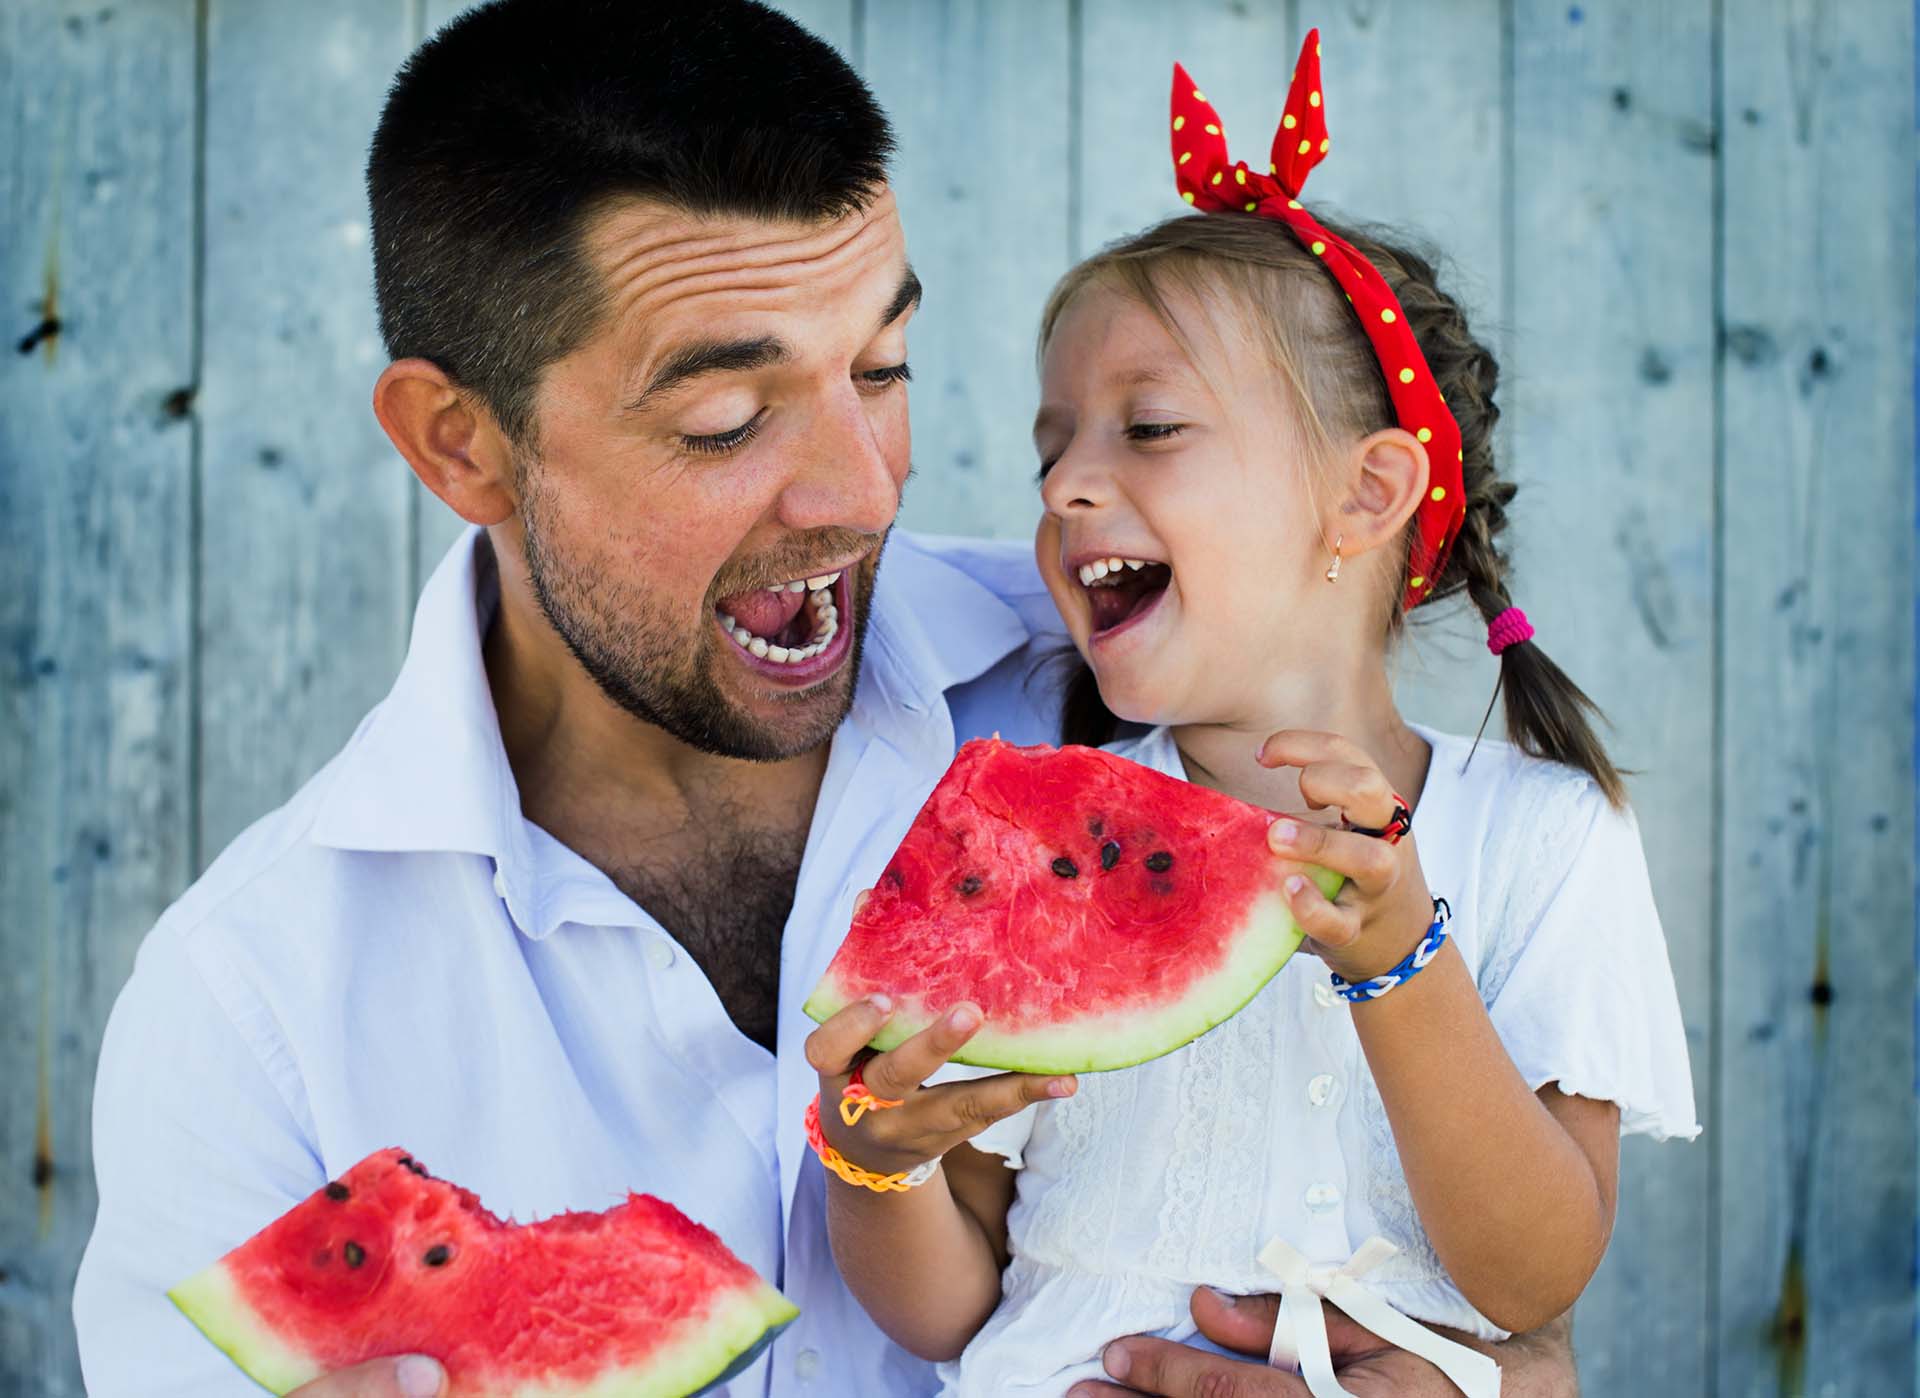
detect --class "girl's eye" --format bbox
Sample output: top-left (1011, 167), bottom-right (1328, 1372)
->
top-left (1126, 421), bottom-right (1185, 443)
top-left (1035, 456), bottom-right (1059, 483)
top-left (859, 362), bottom-right (912, 390)
top-left (681, 409), bottom-right (767, 456)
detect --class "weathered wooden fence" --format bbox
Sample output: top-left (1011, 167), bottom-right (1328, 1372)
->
top-left (2, 2), bottom-right (1913, 1394)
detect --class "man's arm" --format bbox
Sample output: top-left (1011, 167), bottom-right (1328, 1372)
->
top-left (74, 924), bottom-right (326, 1395)
top-left (1067, 1287), bottom-right (1577, 1397)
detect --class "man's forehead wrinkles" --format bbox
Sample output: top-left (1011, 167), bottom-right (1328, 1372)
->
top-left (606, 216), bottom-right (899, 320)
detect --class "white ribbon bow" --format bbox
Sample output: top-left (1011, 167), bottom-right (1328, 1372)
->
top-left (1257, 1235), bottom-right (1501, 1398)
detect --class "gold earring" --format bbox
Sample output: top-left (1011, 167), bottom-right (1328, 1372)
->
top-left (1324, 535), bottom-right (1343, 582)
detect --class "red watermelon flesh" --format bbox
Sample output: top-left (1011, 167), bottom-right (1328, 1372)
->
top-left (168, 1147), bottom-right (797, 1397)
top-left (803, 738), bottom-right (1343, 1073)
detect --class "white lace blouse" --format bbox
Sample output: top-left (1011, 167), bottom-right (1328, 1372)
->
top-left (931, 724), bottom-right (1700, 1397)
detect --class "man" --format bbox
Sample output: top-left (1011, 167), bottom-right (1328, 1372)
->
top-left (75, 3), bottom-right (1579, 1394)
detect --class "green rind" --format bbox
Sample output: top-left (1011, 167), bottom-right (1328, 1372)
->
top-left (804, 868), bottom-right (1345, 1074)
top-left (171, 1257), bottom-right (798, 1398)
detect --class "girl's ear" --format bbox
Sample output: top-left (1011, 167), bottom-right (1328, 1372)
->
top-left (1335, 427), bottom-right (1431, 560)
top-left (373, 359), bottom-right (519, 527)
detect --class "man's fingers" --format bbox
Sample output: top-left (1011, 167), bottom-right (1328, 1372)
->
top-left (802, 996), bottom-right (895, 1077)
top-left (1188, 1285), bottom-right (1285, 1357)
top-left (289, 1355), bottom-right (446, 1398)
top-left (1097, 1336), bottom-right (1312, 1397)
top-left (859, 1002), bottom-right (984, 1100)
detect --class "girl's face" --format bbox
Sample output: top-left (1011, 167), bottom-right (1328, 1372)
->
top-left (1033, 282), bottom-right (1340, 728)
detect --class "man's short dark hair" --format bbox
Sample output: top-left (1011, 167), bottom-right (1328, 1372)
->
top-left (366, 0), bottom-right (894, 445)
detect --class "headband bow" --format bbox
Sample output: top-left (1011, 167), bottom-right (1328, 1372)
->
top-left (1171, 31), bottom-right (1465, 610)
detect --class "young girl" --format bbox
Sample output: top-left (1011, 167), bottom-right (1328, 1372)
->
top-left (803, 34), bottom-right (1697, 1397)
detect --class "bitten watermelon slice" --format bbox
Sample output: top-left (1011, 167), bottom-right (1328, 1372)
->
top-left (169, 1147), bottom-right (797, 1397)
top-left (804, 738), bottom-right (1343, 1073)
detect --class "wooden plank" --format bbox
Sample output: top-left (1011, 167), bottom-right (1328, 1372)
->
top-left (0, 3), bottom-right (198, 1393)
top-left (197, 0), bottom-right (417, 856)
top-left (1507, 7), bottom-right (1717, 1393)
top-left (1716, 0), bottom-right (1917, 1392)
top-left (859, 0), bottom-right (1072, 539)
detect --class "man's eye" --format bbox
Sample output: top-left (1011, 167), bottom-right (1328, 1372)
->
top-left (681, 410), bottom-right (766, 456)
top-left (859, 362), bottom-right (912, 389)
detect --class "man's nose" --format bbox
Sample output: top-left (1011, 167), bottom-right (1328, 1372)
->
top-left (775, 387), bottom-right (903, 536)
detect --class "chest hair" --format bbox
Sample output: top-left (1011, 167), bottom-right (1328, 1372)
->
top-left (606, 821), bottom-right (809, 1052)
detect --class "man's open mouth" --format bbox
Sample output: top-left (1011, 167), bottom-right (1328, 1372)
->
top-left (711, 566), bottom-right (857, 682)
top-left (1077, 555), bottom-right (1172, 638)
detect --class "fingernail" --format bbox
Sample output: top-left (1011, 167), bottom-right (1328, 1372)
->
top-left (396, 1356), bottom-right (445, 1398)
top-left (1271, 818), bottom-right (1300, 847)
top-left (1049, 1078), bottom-right (1074, 1098)
top-left (1205, 1284), bottom-right (1239, 1308)
top-left (1103, 1342), bottom-right (1132, 1380)
top-left (868, 993), bottom-right (893, 1014)
top-left (948, 1004), bottom-right (981, 1032)
top-left (1286, 875), bottom-right (1307, 895)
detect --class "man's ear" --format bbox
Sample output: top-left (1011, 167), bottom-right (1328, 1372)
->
top-left (373, 359), bottom-right (518, 527)
top-left (1335, 427), bottom-right (1431, 559)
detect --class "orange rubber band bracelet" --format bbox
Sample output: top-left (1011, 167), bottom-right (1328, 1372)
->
top-left (804, 1095), bottom-right (939, 1193)
top-left (839, 1063), bottom-right (905, 1127)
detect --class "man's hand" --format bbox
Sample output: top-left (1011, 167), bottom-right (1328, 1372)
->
top-left (1068, 1288), bottom-right (1579, 1397)
top-left (288, 1356), bottom-right (446, 1398)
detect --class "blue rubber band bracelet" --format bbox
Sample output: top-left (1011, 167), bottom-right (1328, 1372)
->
top-left (1328, 898), bottom-right (1452, 1004)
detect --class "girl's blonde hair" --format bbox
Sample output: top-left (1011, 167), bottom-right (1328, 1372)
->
top-left (1039, 212), bottom-right (1626, 806)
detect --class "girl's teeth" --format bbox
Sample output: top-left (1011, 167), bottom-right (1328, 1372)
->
top-left (1106, 556), bottom-right (1124, 572)
top-left (1125, 558), bottom-right (1144, 569)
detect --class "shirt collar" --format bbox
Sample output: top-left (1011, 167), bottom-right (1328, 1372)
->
top-left (310, 527), bottom-right (1032, 875)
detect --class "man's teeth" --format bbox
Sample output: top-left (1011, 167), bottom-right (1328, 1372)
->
top-left (718, 584), bottom-right (840, 665)
top-left (1077, 557), bottom-right (1149, 587)
top-left (762, 570), bottom-right (842, 595)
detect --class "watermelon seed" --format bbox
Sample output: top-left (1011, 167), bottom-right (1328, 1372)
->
top-left (344, 1241), bottom-right (366, 1269)
top-left (325, 1182), bottom-right (350, 1201)
top-left (1051, 856), bottom-right (1079, 878)
top-left (1100, 840), bottom-right (1121, 870)
top-left (957, 875), bottom-right (983, 896)
top-left (423, 1245), bottom-right (453, 1267)
top-left (397, 1156), bottom-right (428, 1177)
top-left (1145, 851), bottom-right (1174, 873)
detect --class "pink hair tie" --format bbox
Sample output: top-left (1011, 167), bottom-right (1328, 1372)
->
top-left (1487, 607), bottom-right (1534, 656)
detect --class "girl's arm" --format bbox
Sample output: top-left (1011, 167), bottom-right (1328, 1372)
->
top-left (805, 993), bottom-right (1071, 1361)
top-left (1258, 730), bottom-right (1619, 1334)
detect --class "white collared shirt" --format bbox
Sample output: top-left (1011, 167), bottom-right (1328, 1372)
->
top-left (74, 528), bottom-right (1066, 1398)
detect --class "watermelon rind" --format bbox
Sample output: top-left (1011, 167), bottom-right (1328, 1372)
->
top-left (803, 870), bottom-right (1345, 1074)
top-left (169, 1257), bottom-right (798, 1398)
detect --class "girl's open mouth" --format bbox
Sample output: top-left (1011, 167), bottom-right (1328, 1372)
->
top-left (1077, 556), bottom-right (1172, 640)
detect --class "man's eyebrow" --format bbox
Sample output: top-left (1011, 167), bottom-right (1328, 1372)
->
top-left (878, 267), bottom-right (922, 332)
top-left (627, 336), bottom-right (791, 412)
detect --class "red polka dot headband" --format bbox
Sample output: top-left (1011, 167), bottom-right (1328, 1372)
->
top-left (1171, 30), bottom-right (1465, 611)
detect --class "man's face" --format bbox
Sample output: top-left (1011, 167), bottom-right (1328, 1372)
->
top-left (512, 190), bottom-right (917, 761)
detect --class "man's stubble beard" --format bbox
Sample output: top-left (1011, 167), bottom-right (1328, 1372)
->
top-left (518, 462), bottom-right (885, 763)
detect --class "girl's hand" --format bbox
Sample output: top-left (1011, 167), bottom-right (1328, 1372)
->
top-left (1255, 729), bottom-right (1437, 985)
top-left (804, 904), bottom-right (1076, 1177)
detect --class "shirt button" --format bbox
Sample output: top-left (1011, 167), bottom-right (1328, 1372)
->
top-left (1307, 1073), bottom-right (1338, 1108)
top-left (647, 939), bottom-right (675, 970)
top-left (1312, 982), bottom-right (1341, 1009)
top-left (794, 1347), bottom-right (822, 1379)
top-left (1304, 1182), bottom-right (1341, 1212)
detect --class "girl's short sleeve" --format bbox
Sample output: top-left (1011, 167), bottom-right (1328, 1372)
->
top-left (923, 1062), bottom-right (1039, 1168)
top-left (1480, 784), bottom-right (1702, 1142)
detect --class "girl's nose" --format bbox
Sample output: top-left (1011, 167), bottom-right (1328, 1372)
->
top-left (1039, 439), bottom-right (1112, 514)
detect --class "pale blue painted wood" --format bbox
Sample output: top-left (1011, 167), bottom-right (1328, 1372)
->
top-left (860, 0), bottom-right (1074, 539)
top-left (1718, 1), bottom-right (1918, 1391)
top-left (0, 4), bottom-right (199, 1394)
top-left (1507, 8), bottom-right (1718, 1392)
top-left (196, 0), bottom-right (418, 856)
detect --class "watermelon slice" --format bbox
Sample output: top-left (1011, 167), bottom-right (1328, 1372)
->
top-left (169, 1147), bottom-right (797, 1397)
top-left (804, 738), bottom-right (1343, 1073)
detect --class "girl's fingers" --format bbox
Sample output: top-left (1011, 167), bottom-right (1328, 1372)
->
top-left (859, 1002), bottom-right (987, 1101)
top-left (1255, 728), bottom-right (1367, 773)
top-left (918, 1071), bottom-right (1075, 1138)
top-left (1267, 819), bottom-right (1399, 895)
top-left (802, 996), bottom-right (895, 1078)
top-left (1284, 873), bottom-right (1360, 949)
top-left (851, 888), bottom-right (872, 916)
top-left (1295, 761), bottom-right (1397, 826)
